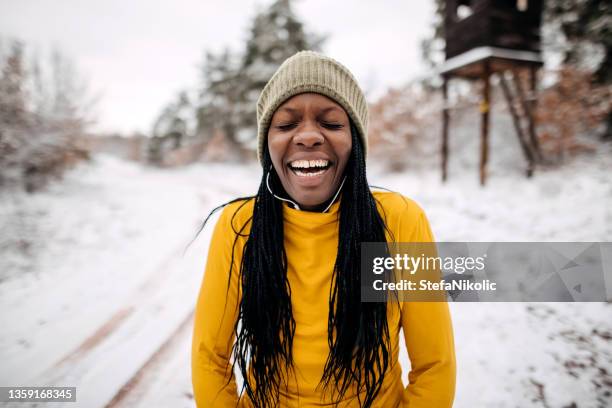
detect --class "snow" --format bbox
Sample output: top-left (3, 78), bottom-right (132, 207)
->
top-left (0, 155), bottom-right (260, 407)
top-left (0, 145), bottom-right (610, 407)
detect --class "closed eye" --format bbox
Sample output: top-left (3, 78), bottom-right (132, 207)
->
top-left (275, 123), bottom-right (298, 131)
top-left (321, 122), bottom-right (344, 130)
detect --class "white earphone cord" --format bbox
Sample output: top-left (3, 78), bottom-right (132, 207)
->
top-left (266, 166), bottom-right (346, 213)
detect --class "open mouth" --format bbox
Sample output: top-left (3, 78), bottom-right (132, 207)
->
top-left (288, 159), bottom-right (332, 177)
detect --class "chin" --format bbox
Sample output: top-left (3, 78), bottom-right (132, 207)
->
top-left (293, 189), bottom-right (333, 208)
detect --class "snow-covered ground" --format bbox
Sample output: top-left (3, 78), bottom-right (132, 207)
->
top-left (371, 145), bottom-right (612, 407)
top-left (0, 145), bottom-right (610, 408)
top-left (0, 155), bottom-right (260, 407)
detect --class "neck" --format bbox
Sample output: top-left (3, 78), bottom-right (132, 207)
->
top-left (301, 194), bottom-right (340, 212)
top-left (266, 169), bottom-right (346, 213)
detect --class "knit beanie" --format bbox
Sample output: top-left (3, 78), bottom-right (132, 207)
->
top-left (256, 50), bottom-right (369, 166)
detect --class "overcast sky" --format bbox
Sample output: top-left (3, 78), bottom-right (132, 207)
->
top-left (0, 0), bottom-right (435, 134)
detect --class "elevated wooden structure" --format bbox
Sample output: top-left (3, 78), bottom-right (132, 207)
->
top-left (439, 0), bottom-right (544, 185)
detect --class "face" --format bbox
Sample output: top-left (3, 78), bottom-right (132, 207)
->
top-left (267, 93), bottom-right (352, 211)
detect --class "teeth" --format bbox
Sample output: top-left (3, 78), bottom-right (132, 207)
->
top-left (290, 159), bottom-right (329, 169)
top-left (294, 168), bottom-right (326, 177)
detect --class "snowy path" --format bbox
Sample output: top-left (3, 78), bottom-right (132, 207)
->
top-left (1, 148), bottom-right (611, 407)
top-left (106, 312), bottom-right (195, 408)
top-left (0, 155), bottom-right (258, 407)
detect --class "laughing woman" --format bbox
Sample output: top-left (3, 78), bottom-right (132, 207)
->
top-left (191, 51), bottom-right (456, 407)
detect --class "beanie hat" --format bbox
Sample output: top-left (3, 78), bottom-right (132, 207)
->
top-left (256, 50), bottom-right (369, 166)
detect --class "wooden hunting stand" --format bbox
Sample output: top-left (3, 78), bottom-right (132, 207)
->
top-left (439, 0), bottom-right (544, 185)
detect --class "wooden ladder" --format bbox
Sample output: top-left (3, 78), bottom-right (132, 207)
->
top-left (498, 69), bottom-right (544, 177)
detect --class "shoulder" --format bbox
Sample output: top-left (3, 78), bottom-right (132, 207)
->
top-left (372, 190), bottom-right (426, 223)
top-left (215, 197), bottom-right (255, 237)
top-left (371, 190), bottom-right (433, 242)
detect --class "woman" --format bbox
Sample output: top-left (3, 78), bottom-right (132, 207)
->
top-left (191, 51), bottom-right (456, 407)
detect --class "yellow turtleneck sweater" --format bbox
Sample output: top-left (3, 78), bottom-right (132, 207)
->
top-left (191, 191), bottom-right (456, 407)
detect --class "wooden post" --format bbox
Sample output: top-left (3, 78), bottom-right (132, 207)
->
top-left (528, 66), bottom-right (542, 161)
top-left (441, 77), bottom-right (450, 182)
top-left (500, 73), bottom-right (535, 177)
top-left (513, 68), bottom-right (542, 163)
top-left (479, 61), bottom-right (491, 186)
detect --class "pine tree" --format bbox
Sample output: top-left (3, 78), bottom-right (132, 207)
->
top-left (196, 49), bottom-right (242, 146)
top-left (152, 91), bottom-right (192, 145)
top-left (148, 91), bottom-right (194, 164)
top-left (546, 0), bottom-right (611, 85)
top-left (545, 0), bottom-right (611, 139)
top-left (236, 0), bottom-right (325, 137)
top-left (195, 0), bottom-right (325, 154)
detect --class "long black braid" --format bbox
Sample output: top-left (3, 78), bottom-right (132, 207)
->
top-left (192, 121), bottom-right (393, 407)
top-left (318, 122), bottom-right (392, 406)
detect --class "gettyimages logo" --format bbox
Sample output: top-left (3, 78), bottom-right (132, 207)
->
top-left (371, 252), bottom-right (495, 294)
top-left (360, 242), bottom-right (612, 302)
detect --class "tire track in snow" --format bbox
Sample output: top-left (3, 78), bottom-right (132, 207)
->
top-left (24, 186), bottom-right (243, 408)
top-left (101, 187), bottom-right (248, 407)
top-left (105, 310), bottom-right (195, 408)
top-left (35, 243), bottom-right (184, 386)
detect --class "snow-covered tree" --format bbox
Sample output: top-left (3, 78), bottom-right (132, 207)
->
top-left (545, 0), bottom-right (612, 139)
top-left (152, 91), bottom-right (193, 144)
top-left (195, 0), bottom-right (325, 155)
top-left (0, 41), bottom-right (33, 188)
top-left (148, 91), bottom-right (195, 164)
top-left (0, 39), bottom-right (93, 191)
top-left (196, 49), bottom-right (242, 147)
top-left (0, 41), bottom-right (28, 127)
top-left (235, 0), bottom-right (325, 140)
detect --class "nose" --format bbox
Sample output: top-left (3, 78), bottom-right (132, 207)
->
top-left (293, 121), bottom-right (324, 148)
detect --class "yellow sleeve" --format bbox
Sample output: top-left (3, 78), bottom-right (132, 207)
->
top-left (399, 205), bottom-right (456, 408)
top-left (191, 205), bottom-right (242, 407)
